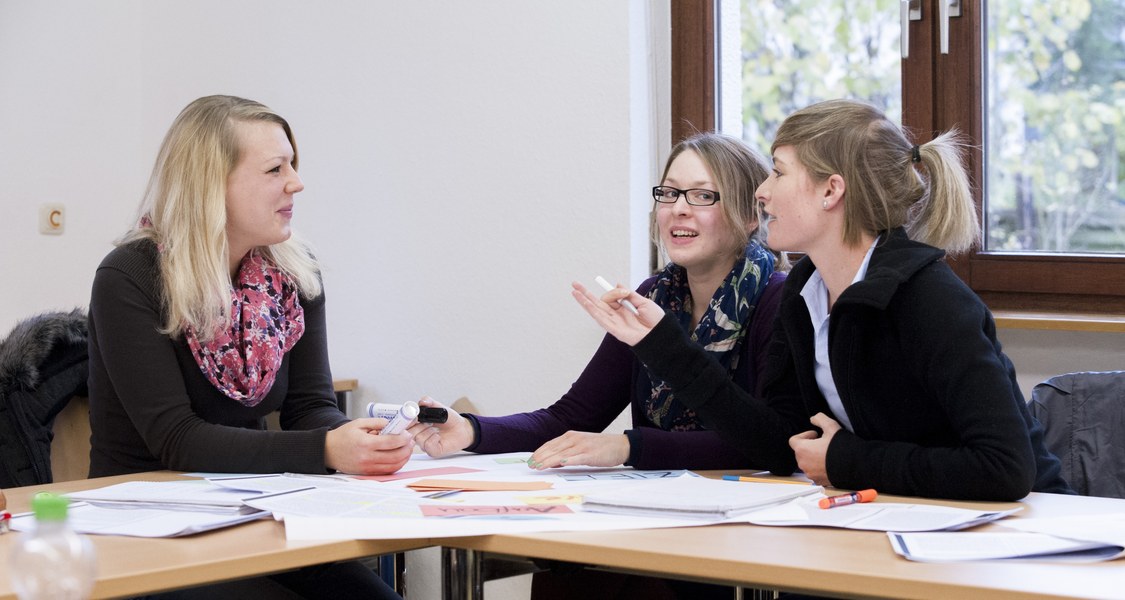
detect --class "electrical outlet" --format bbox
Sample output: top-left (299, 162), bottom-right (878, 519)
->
top-left (39, 203), bottom-right (65, 235)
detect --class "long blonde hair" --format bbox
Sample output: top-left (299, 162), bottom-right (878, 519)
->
top-left (120, 95), bottom-right (322, 339)
top-left (772, 99), bottom-right (979, 254)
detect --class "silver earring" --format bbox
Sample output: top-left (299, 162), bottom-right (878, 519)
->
top-left (822, 200), bottom-right (829, 210)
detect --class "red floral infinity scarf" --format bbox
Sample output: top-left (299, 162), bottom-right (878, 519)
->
top-left (185, 252), bottom-right (305, 407)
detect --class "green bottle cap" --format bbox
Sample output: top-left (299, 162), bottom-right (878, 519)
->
top-left (30, 492), bottom-right (70, 521)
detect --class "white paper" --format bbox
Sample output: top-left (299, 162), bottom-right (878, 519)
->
top-left (207, 473), bottom-right (349, 494)
top-left (747, 499), bottom-right (1022, 532)
top-left (1000, 512), bottom-right (1125, 547)
top-left (10, 503), bottom-right (269, 538)
top-left (283, 511), bottom-right (723, 540)
top-left (267, 453), bottom-right (750, 539)
top-left (887, 531), bottom-right (1125, 562)
top-left (67, 480), bottom-right (257, 508)
top-left (582, 474), bottom-right (823, 519)
top-left (245, 485), bottom-right (430, 519)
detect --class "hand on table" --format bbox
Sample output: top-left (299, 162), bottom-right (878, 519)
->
top-left (526, 430), bottom-right (630, 470)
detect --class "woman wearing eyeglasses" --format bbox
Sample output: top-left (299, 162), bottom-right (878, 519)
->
top-left (412, 132), bottom-right (784, 475)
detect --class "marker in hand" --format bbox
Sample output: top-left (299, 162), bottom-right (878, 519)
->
top-left (818, 488), bottom-right (877, 509)
top-left (379, 401), bottom-right (420, 435)
top-left (594, 276), bottom-right (639, 315)
top-left (368, 402), bottom-right (448, 424)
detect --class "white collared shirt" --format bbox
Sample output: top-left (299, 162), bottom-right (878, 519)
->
top-left (800, 237), bottom-right (880, 433)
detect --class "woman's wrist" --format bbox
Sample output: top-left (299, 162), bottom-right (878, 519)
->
top-left (461, 413), bottom-right (483, 451)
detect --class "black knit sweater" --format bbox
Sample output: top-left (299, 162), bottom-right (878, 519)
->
top-left (87, 241), bottom-right (346, 477)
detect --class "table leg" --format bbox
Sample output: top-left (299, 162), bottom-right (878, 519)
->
top-left (442, 547), bottom-right (483, 600)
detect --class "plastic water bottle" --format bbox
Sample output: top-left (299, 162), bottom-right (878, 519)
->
top-left (9, 492), bottom-right (97, 600)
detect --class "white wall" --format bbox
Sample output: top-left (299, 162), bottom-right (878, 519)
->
top-left (0, 3), bottom-right (667, 597)
top-left (1000, 329), bottom-right (1124, 399)
top-left (0, 0), bottom-right (666, 414)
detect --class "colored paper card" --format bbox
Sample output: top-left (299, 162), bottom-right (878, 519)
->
top-left (520, 494), bottom-right (583, 505)
top-left (420, 505), bottom-right (573, 517)
top-left (495, 456), bottom-right (531, 464)
top-left (356, 466), bottom-right (482, 482)
top-left (407, 479), bottom-right (553, 492)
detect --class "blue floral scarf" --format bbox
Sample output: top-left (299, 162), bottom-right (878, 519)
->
top-left (644, 241), bottom-right (775, 430)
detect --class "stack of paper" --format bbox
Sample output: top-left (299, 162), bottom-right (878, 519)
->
top-left (67, 480), bottom-right (260, 514)
top-left (887, 531), bottom-right (1125, 562)
top-left (582, 475), bottom-right (823, 520)
top-left (10, 504), bottom-right (268, 538)
top-left (10, 479), bottom-right (276, 538)
top-left (889, 512), bottom-right (1125, 562)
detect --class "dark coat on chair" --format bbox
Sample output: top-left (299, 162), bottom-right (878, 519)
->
top-left (0, 309), bottom-right (89, 487)
top-left (1029, 371), bottom-right (1125, 498)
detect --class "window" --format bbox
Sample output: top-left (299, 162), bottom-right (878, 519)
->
top-left (672, 0), bottom-right (1125, 314)
top-left (985, 1), bottom-right (1125, 255)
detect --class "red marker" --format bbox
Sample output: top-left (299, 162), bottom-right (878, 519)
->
top-left (818, 489), bottom-right (877, 509)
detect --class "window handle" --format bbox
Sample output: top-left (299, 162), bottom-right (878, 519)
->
top-left (901, 0), bottom-right (922, 59)
top-left (939, 0), bottom-right (963, 55)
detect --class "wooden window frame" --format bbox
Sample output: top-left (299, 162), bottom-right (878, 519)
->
top-left (671, 0), bottom-right (1125, 314)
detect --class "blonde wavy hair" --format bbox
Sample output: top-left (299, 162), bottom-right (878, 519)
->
top-left (771, 98), bottom-right (979, 254)
top-left (655, 132), bottom-right (774, 262)
top-left (120, 95), bottom-right (322, 339)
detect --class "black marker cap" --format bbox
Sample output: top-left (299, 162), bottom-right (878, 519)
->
top-left (417, 407), bottom-right (448, 424)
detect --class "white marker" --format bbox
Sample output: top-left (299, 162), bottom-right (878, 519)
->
top-left (379, 401), bottom-right (420, 435)
top-left (594, 275), bottom-right (639, 315)
top-left (367, 402), bottom-right (448, 423)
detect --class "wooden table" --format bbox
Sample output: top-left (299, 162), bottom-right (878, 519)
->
top-left (0, 472), bottom-right (427, 600)
top-left (436, 485), bottom-right (1125, 600)
top-left (6, 472), bottom-right (1125, 600)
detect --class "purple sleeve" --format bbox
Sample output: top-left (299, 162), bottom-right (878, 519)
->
top-left (471, 332), bottom-right (635, 454)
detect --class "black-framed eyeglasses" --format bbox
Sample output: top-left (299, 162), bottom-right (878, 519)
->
top-left (652, 186), bottom-right (721, 206)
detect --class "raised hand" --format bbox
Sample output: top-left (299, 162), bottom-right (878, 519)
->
top-left (571, 281), bottom-right (663, 347)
